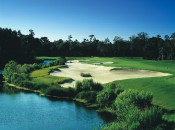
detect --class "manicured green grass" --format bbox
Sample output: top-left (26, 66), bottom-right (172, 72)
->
top-left (82, 57), bottom-right (175, 74)
top-left (30, 65), bottom-right (72, 86)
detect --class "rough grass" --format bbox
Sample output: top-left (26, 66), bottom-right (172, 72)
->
top-left (30, 65), bottom-right (72, 87)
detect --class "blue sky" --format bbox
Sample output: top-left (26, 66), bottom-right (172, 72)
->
top-left (0, 0), bottom-right (175, 41)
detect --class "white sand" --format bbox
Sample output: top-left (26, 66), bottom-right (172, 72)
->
top-left (50, 60), bottom-right (171, 88)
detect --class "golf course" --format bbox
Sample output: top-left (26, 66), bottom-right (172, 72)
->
top-left (33, 56), bottom-right (175, 123)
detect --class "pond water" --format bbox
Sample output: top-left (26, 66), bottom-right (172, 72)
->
top-left (43, 60), bottom-right (53, 65)
top-left (0, 92), bottom-right (105, 130)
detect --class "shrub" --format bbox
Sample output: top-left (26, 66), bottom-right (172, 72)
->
top-left (45, 86), bottom-right (76, 97)
top-left (47, 57), bottom-right (67, 67)
top-left (97, 83), bottom-right (123, 107)
top-left (76, 91), bottom-right (97, 103)
top-left (32, 63), bottom-right (41, 70)
top-left (3, 61), bottom-right (30, 85)
top-left (80, 72), bottom-right (92, 77)
top-left (113, 89), bottom-right (153, 110)
top-left (106, 89), bottom-right (168, 130)
top-left (59, 57), bottom-right (67, 65)
top-left (75, 79), bottom-right (103, 92)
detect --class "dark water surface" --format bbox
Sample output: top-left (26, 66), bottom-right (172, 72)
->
top-left (0, 92), bottom-right (106, 130)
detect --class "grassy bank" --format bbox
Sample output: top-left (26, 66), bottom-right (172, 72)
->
top-left (30, 65), bottom-right (72, 86)
top-left (4, 82), bottom-right (73, 100)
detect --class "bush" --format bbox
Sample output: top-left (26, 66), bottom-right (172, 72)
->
top-left (3, 61), bottom-right (30, 85)
top-left (97, 83), bottom-right (123, 107)
top-left (80, 72), bottom-right (92, 77)
top-left (45, 86), bottom-right (76, 98)
top-left (113, 89), bottom-right (153, 110)
top-left (32, 63), bottom-right (41, 70)
top-left (75, 79), bottom-right (103, 92)
top-left (76, 91), bottom-right (97, 103)
top-left (47, 57), bottom-right (67, 67)
top-left (106, 89), bottom-right (168, 130)
top-left (59, 57), bottom-right (67, 65)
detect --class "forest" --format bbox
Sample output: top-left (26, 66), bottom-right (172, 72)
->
top-left (1, 27), bottom-right (175, 69)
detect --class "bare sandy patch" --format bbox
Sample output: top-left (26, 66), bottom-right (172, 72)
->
top-left (50, 60), bottom-right (171, 88)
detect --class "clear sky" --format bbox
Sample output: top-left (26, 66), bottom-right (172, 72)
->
top-left (0, 0), bottom-right (175, 41)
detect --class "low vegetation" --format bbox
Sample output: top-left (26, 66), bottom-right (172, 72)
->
top-left (103, 89), bottom-right (173, 130)
top-left (80, 72), bottom-right (92, 77)
top-left (3, 57), bottom-right (70, 91)
top-left (75, 91), bottom-right (97, 103)
top-left (75, 79), bottom-right (103, 92)
top-left (97, 83), bottom-right (123, 107)
top-left (45, 86), bottom-right (76, 98)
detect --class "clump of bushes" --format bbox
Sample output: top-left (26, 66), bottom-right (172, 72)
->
top-left (97, 83), bottom-right (123, 107)
top-left (3, 61), bottom-right (30, 86)
top-left (103, 89), bottom-right (170, 130)
top-left (74, 79), bottom-right (103, 103)
top-left (80, 72), bottom-right (92, 77)
top-left (47, 57), bottom-right (67, 66)
top-left (75, 79), bottom-right (103, 92)
top-left (40, 57), bottom-right (67, 68)
top-left (75, 91), bottom-right (97, 103)
top-left (45, 86), bottom-right (76, 98)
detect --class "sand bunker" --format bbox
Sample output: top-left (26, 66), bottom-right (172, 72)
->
top-left (50, 60), bottom-right (171, 88)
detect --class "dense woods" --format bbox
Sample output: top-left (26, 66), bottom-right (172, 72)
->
top-left (1, 27), bottom-right (175, 68)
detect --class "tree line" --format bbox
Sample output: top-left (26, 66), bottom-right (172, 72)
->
top-left (1, 27), bottom-right (175, 68)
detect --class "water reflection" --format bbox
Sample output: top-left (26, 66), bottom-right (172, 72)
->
top-left (1, 84), bottom-right (21, 94)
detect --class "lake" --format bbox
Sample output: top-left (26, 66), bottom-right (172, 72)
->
top-left (0, 91), bottom-right (106, 130)
top-left (0, 63), bottom-right (109, 130)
